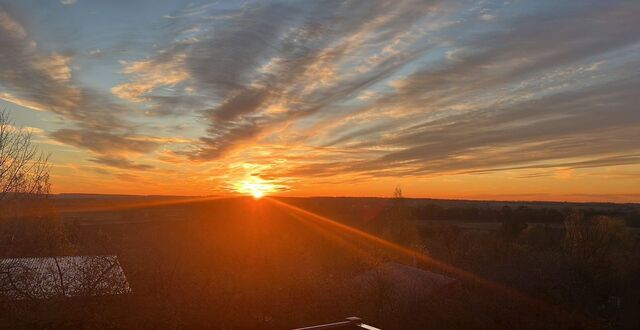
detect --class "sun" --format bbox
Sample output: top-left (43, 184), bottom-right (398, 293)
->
top-left (251, 189), bottom-right (264, 199)
top-left (234, 177), bottom-right (276, 199)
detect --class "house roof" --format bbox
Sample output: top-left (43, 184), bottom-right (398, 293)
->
top-left (0, 255), bottom-right (131, 300)
top-left (352, 262), bottom-right (457, 300)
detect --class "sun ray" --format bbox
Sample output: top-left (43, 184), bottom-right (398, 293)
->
top-left (8, 195), bottom-right (237, 219)
top-left (283, 210), bottom-right (381, 265)
top-left (265, 197), bottom-right (576, 322)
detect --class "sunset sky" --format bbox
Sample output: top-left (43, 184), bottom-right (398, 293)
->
top-left (0, 0), bottom-right (639, 202)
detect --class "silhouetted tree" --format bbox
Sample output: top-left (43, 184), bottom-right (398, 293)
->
top-left (563, 211), bottom-right (632, 268)
top-left (0, 110), bottom-right (50, 200)
top-left (500, 206), bottom-right (528, 238)
top-left (381, 187), bottom-right (420, 246)
top-left (0, 110), bottom-right (69, 257)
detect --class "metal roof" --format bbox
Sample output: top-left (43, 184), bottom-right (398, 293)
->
top-left (351, 262), bottom-right (457, 301)
top-left (0, 255), bottom-right (131, 299)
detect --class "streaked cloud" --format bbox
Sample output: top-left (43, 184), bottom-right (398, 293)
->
top-left (89, 156), bottom-right (154, 171)
top-left (49, 129), bottom-right (160, 155)
top-left (112, 54), bottom-right (190, 103)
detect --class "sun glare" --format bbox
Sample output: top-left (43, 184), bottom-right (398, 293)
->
top-left (252, 190), bottom-right (264, 199)
top-left (234, 177), bottom-right (277, 199)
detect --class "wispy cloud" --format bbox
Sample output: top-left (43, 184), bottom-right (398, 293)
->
top-left (112, 54), bottom-right (190, 103)
top-left (49, 129), bottom-right (160, 155)
top-left (0, 5), bottom-right (171, 171)
top-left (89, 156), bottom-right (154, 171)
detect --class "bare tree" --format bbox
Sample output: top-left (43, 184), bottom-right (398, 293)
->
top-left (0, 110), bottom-right (50, 201)
top-left (381, 187), bottom-right (422, 266)
top-left (563, 211), bottom-right (632, 267)
top-left (0, 110), bottom-right (59, 257)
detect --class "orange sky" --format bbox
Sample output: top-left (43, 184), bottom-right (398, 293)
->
top-left (1, 1), bottom-right (640, 203)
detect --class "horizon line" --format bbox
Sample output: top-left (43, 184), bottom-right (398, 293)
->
top-left (51, 192), bottom-right (640, 205)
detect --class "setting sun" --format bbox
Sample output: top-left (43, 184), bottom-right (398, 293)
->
top-left (234, 177), bottom-right (277, 199)
top-left (252, 190), bottom-right (264, 199)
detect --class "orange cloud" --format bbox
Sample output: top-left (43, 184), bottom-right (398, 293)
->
top-left (111, 54), bottom-right (190, 102)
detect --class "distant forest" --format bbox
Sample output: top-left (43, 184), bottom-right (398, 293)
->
top-left (278, 196), bottom-right (640, 227)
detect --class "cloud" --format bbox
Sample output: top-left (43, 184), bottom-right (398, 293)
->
top-left (0, 9), bottom-right (78, 112)
top-left (155, 0), bottom-right (439, 160)
top-left (60, 0), bottom-right (77, 5)
top-left (0, 92), bottom-right (47, 112)
top-left (479, 14), bottom-right (494, 21)
top-left (0, 7), bottom-right (130, 130)
top-left (50, 129), bottom-right (160, 155)
top-left (32, 53), bottom-right (73, 81)
top-left (261, 1), bottom-right (640, 180)
top-left (0, 10), bottom-right (28, 40)
top-left (113, 0), bottom-right (640, 183)
top-left (284, 76), bottom-right (640, 179)
top-left (112, 53), bottom-right (190, 103)
top-left (0, 7), bottom-right (167, 172)
top-left (90, 156), bottom-right (154, 171)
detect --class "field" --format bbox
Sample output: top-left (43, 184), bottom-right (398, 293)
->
top-left (3, 195), bottom-right (638, 328)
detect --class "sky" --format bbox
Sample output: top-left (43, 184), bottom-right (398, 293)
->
top-left (0, 0), bottom-right (639, 202)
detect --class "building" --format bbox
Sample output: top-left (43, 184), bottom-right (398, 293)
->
top-left (0, 255), bottom-right (131, 300)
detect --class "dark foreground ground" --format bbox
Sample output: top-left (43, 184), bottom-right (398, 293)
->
top-left (1, 195), bottom-right (639, 329)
